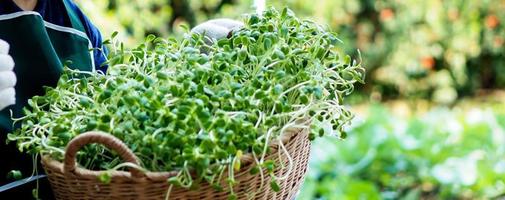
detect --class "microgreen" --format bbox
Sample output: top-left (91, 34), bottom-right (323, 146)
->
top-left (8, 7), bottom-right (364, 197)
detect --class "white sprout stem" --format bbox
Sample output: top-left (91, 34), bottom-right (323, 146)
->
top-left (228, 156), bottom-right (236, 196)
top-left (66, 68), bottom-right (97, 76)
top-left (181, 163), bottom-right (193, 188)
top-left (30, 154), bottom-right (39, 177)
top-left (271, 139), bottom-right (293, 180)
top-left (259, 127), bottom-right (275, 163)
top-left (34, 153), bottom-right (40, 198)
top-left (164, 184), bottom-right (173, 200)
top-left (207, 167), bottom-right (217, 185)
top-left (111, 162), bottom-right (147, 172)
top-left (255, 111), bottom-right (264, 128)
top-left (279, 80), bottom-right (310, 97)
top-left (269, 121), bottom-right (309, 181)
top-left (265, 60), bottom-right (281, 69)
top-left (270, 104), bottom-right (276, 116)
top-left (10, 109), bottom-right (29, 122)
top-left (173, 162), bottom-right (193, 188)
top-left (252, 151), bottom-right (265, 191)
top-left (73, 83), bottom-right (81, 94)
top-left (216, 164), bottom-right (226, 186)
top-left (273, 101), bottom-right (318, 119)
top-left (153, 127), bottom-right (171, 138)
top-left (40, 136), bottom-right (65, 155)
top-left (109, 117), bottom-right (115, 132)
top-left (104, 76), bottom-right (117, 88)
top-left (225, 111), bottom-right (248, 117)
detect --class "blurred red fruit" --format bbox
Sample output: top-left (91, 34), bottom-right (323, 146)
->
top-left (421, 56), bottom-right (435, 70)
top-left (380, 9), bottom-right (394, 21)
top-left (486, 15), bottom-right (500, 29)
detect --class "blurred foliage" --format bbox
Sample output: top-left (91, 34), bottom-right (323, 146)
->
top-left (317, 0), bottom-right (505, 104)
top-left (298, 104), bottom-right (505, 199)
top-left (75, 0), bottom-right (246, 45)
top-left (258, 0), bottom-right (505, 103)
top-left (76, 0), bottom-right (505, 102)
top-left (71, 1), bottom-right (505, 198)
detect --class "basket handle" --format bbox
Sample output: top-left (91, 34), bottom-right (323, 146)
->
top-left (63, 131), bottom-right (145, 178)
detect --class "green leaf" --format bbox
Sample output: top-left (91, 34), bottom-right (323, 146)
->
top-left (250, 166), bottom-right (260, 175)
top-left (98, 172), bottom-right (111, 184)
top-left (111, 31), bottom-right (118, 39)
top-left (343, 55), bottom-right (351, 65)
top-left (32, 189), bottom-right (39, 199)
top-left (270, 179), bottom-right (281, 192)
top-left (228, 194), bottom-right (237, 200)
top-left (274, 49), bottom-right (285, 59)
top-left (168, 176), bottom-right (180, 186)
top-left (339, 131), bottom-right (347, 139)
top-left (264, 38), bottom-right (272, 49)
top-left (145, 34), bottom-right (156, 42)
top-left (7, 170), bottom-right (22, 180)
top-left (318, 128), bottom-right (325, 137)
top-left (264, 160), bottom-right (275, 173)
top-left (248, 15), bottom-right (260, 25)
top-left (281, 7), bottom-right (288, 20)
top-left (300, 95), bottom-right (309, 104)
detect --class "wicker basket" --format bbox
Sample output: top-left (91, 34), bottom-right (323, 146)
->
top-left (41, 127), bottom-right (311, 200)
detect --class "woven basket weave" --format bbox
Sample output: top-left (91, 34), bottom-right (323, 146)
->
top-left (41, 127), bottom-right (311, 200)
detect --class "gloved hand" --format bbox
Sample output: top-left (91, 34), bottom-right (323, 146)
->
top-left (191, 18), bottom-right (244, 44)
top-left (0, 39), bottom-right (16, 111)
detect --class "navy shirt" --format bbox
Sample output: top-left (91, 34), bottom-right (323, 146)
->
top-left (0, 0), bottom-right (108, 72)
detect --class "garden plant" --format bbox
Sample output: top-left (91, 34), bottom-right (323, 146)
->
top-left (299, 104), bottom-right (505, 199)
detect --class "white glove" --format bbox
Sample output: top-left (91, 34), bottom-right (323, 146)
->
top-left (191, 18), bottom-right (244, 43)
top-left (0, 39), bottom-right (16, 111)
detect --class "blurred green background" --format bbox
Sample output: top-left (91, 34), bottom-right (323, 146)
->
top-left (75, 0), bottom-right (505, 199)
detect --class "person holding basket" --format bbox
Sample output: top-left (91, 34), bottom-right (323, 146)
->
top-left (0, 0), bottom-right (242, 199)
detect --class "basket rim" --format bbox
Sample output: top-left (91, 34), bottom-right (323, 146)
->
top-left (41, 126), bottom-right (308, 182)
